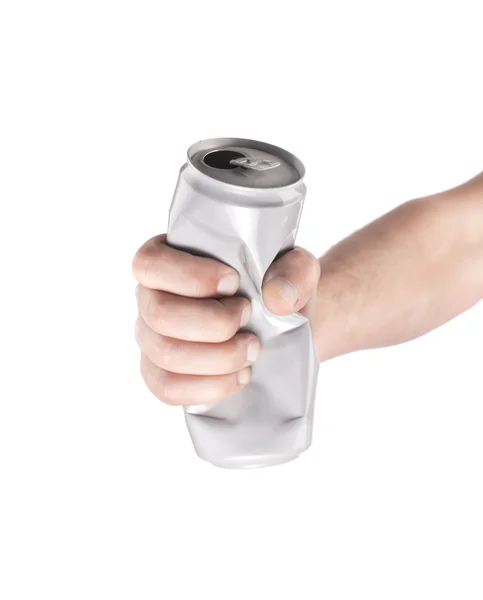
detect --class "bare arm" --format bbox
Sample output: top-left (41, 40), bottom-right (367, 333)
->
top-left (133, 173), bottom-right (483, 405)
top-left (313, 173), bottom-right (483, 361)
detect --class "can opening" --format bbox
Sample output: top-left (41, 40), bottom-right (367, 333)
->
top-left (202, 150), bottom-right (246, 170)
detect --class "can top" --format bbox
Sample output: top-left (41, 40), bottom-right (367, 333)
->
top-left (188, 138), bottom-right (305, 190)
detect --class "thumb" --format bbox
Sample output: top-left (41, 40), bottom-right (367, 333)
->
top-left (262, 247), bottom-right (320, 316)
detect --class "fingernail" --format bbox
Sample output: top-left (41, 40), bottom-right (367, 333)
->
top-left (237, 367), bottom-right (251, 386)
top-left (246, 339), bottom-right (261, 363)
top-left (217, 273), bottom-right (239, 296)
top-left (266, 277), bottom-right (298, 308)
top-left (240, 302), bottom-right (252, 328)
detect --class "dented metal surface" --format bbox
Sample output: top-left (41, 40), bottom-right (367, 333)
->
top-left (167, 138), bottom-right (319, 468)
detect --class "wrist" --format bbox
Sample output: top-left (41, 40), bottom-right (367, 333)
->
top-left (311, 198), bottom-right (432, 362)
top-left (312, 258), bottom-right (360, 362)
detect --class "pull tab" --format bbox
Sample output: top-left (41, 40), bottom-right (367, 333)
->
top-left (230, 157), bottom-right (281, 171)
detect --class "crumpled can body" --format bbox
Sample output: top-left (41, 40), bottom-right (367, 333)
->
top-left (167, 139), bottom-right (319, 468)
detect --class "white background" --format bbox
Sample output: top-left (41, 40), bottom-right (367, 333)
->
top-left (1, 1), bottom-right (482, 598)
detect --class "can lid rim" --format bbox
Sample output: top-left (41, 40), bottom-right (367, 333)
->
top-left (187, 137), bottom-right (305, 191)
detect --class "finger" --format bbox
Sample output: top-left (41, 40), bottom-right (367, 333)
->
top-left (136, 285), bottom-right (251, 343)
top-left (262, 247), bottom-right (320, 316)
top-left (135, 316), bottom-right (261, 375)
top-left (132, 234), bottom-right (240, 297)
top-left (140, 354), bottom-right (251, 406)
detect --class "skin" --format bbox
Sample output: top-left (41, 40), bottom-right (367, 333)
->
top-left (133, 172), bottom-right (483, 406)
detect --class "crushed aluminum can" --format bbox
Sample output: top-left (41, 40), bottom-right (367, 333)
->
top-left (167, 138), bottom-right (319, 468)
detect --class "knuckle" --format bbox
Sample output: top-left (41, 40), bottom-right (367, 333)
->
top-left (293, 247), bottom-right (320, 285)
top-left (146, 293), bottom-right (168, 333)
top-left (153, 336), bottom-right (176, 370)
top-left (132, 237), bottom-right (168, 284)
top-left (157, 385), bottom-right (175, 405)
top-left (308, 255), bottom-right (320, 284)
top-left (153, 371), bottom-right (177, 405)
top-left (134, 283), bottom-right (145, 308)
top-left (294, 245), bottom-right (317, 265)
top-left (132, 247), bottom-right (150, 282)
top-left (305, 249), bottom-right (320, 272)
top-left (134, 317), bottom-right (143, 347)
top-left (140, 356), bottom-right (177, 405)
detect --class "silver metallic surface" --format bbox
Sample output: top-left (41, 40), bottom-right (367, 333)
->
top-left (229, 156), bottom-right (281, 170)
top-left (190, 137), bottom-right (302, 188)
top-left (167, 138), bottom-right (319, 468)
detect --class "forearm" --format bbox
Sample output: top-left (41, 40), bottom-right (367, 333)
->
top-left (314, 173), bottom-right (483, 361)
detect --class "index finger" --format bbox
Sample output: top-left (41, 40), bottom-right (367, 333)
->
top-left (132, 234), bottom-right (240, 298)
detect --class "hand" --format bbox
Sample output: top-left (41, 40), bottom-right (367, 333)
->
top-left (132, 235), bottom-right (320, 406)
